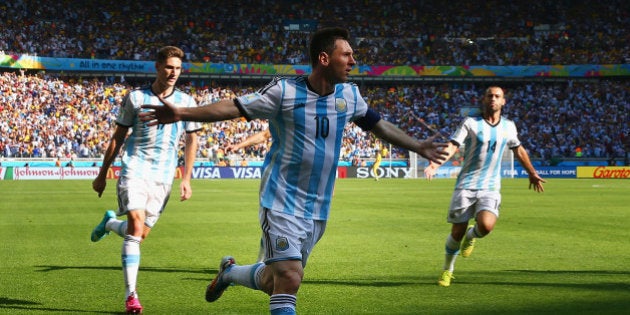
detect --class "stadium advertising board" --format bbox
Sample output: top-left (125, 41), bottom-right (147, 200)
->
top-left (504, 166), bottom-right (577, 178)
top-left (4, 55), bottom-right (630, 78)
top-left (192, 167), bottom-right (262, 179)
top-left (9, 166), bottom-right (628, 180)
top-left (577, 166), bottom-right (630, 179)
top-left (11, 167), bottom-right (100, 180)
top-left (419, 166), bottom-right (578, 179)
top-left (350, 166), bottom-right (415, 179)
top-left (422, 166), bottom-right (461, 179)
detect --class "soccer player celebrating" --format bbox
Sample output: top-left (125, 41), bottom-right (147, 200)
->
top-left (424, 86), bottom-right (545, 287)
top-left (90, 46), bottom-right (201, 313)
top-left (140, 27), bottom-right (447, 314)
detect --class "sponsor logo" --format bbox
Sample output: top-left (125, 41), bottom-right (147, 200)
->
top-left (13, 167), bottom-right (100, 180)
top-left (356, 167), bottom-right (414, 179)
top-left (577, 166), bottom-right (630, 179)
top-left (191, 167), bottom-right (262, 179)
top-left (593, 166), bottom-right (630, 179)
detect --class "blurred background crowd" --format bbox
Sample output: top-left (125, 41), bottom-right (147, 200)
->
top-left (0, 0), bottom-right (628, 166)
top-left (1, 71), bottom-right (627, 166)
top-left (1, 0), bottom-right (628, 65)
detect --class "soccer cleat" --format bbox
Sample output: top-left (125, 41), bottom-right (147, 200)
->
top-left (125, 295), bottom-right (143, 314)
top-left (460, 224), bottom-right (477, 258)
top-left (205, 256), bottom-right (236, 302)
top-left (90, 210), bottom-right (116, 242)
top-left (438, 270), bottom-right (454, 287)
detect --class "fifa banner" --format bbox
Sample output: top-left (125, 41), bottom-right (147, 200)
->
top-left (577, 166), bottom-right (630, 179)
top-left (423, 166), bottom-right (578, 179)
top-left (504, 166), bottom-right (577, 178)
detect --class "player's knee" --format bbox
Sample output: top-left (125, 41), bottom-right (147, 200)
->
top-left (476, 221), bottom-right (495, 236)
top-left (274, 268), bottom-right (303, 294)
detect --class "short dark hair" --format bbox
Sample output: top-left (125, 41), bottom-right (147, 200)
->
top-left (156, 46), bottom-right (184, 64)
top-left (485, 86), bottom-right (505, 97)
top-left (309, 27), bottom-right (350, 67)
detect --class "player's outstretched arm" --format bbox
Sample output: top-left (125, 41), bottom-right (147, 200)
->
top-left (140, 95), bottom-right (242, 125)
top-left (369, 119), bottom-right (448, 164)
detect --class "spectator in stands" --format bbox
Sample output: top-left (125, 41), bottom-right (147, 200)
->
top-left (0, 72), bottom-right (628, 163)
top-left (1, 0), bottom-right (627, 65)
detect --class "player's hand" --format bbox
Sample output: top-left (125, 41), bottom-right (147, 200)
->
top-left (92, 177), bottom-right (106, 198)
top-left (139, 95), bottom-right (180, 126)
top-left (180, 179), bottom-right (192, 201)
top-left (417, 135), bottom-right (448, 165)
top-left (424, 164), bottom-right (437, 181)
top-left (528, 174), bottom-right (546, 193)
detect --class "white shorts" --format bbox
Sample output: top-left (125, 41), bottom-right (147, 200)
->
top-left (259, 208), bottom-right (326, 268)
top-left (116, 177), bottom-right (172, 228)
top-left (447, 189), bottom-right (501, 224)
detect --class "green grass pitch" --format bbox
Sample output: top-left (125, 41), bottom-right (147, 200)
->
top-left (1, 178), bottom-right (629, 314)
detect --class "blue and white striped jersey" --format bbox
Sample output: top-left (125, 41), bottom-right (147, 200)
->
top-left (116, 86), bottom-right (201, 184)
top-left (451, 115), bottom-right (520, 191)
top-left (236, 76), bottom-right (368, 220)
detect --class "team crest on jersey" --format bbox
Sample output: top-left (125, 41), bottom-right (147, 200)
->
top-left (240, 92), bottom-right (262, 105)
top-left (335, 98), bottom-right (347, 112)
top-left (275, 236), bottom-right (289, 251)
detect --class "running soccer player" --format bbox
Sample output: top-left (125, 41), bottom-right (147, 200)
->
top-left (424, 86), bottom-right (545, 287)
top-left (141, 27), bottom-right (447, 314)
top-left (90, 46), bottom-right (201, 313)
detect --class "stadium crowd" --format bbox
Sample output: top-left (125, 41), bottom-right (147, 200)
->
top-left (1, 71), bottom-right (628, 166)
top-left (1, 0), bottom-right (628, 65)
top-left (1, 0), bottom-right (628, 165)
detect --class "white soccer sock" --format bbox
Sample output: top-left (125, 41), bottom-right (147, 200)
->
top-left (122, 235), bottom-right (141, 297)
top-left (226, 263), bottom-right (265, 290)
top-left (106, 220), bottom-right (127, 237)
top-left (270, 294), bottom-right (296, 315)
top-left (444, 234), bottom-right (460, 272)
top-left (466, 225), bottom-right (484, 239)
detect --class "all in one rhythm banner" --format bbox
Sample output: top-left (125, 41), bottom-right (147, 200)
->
top-left (2, 54), bottom-right (629, 78)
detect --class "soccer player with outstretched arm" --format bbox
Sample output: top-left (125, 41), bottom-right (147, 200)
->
top-left (424, 86), bottom-right (545, 287)
top-left (140, 27), bottom-right (447, 315)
